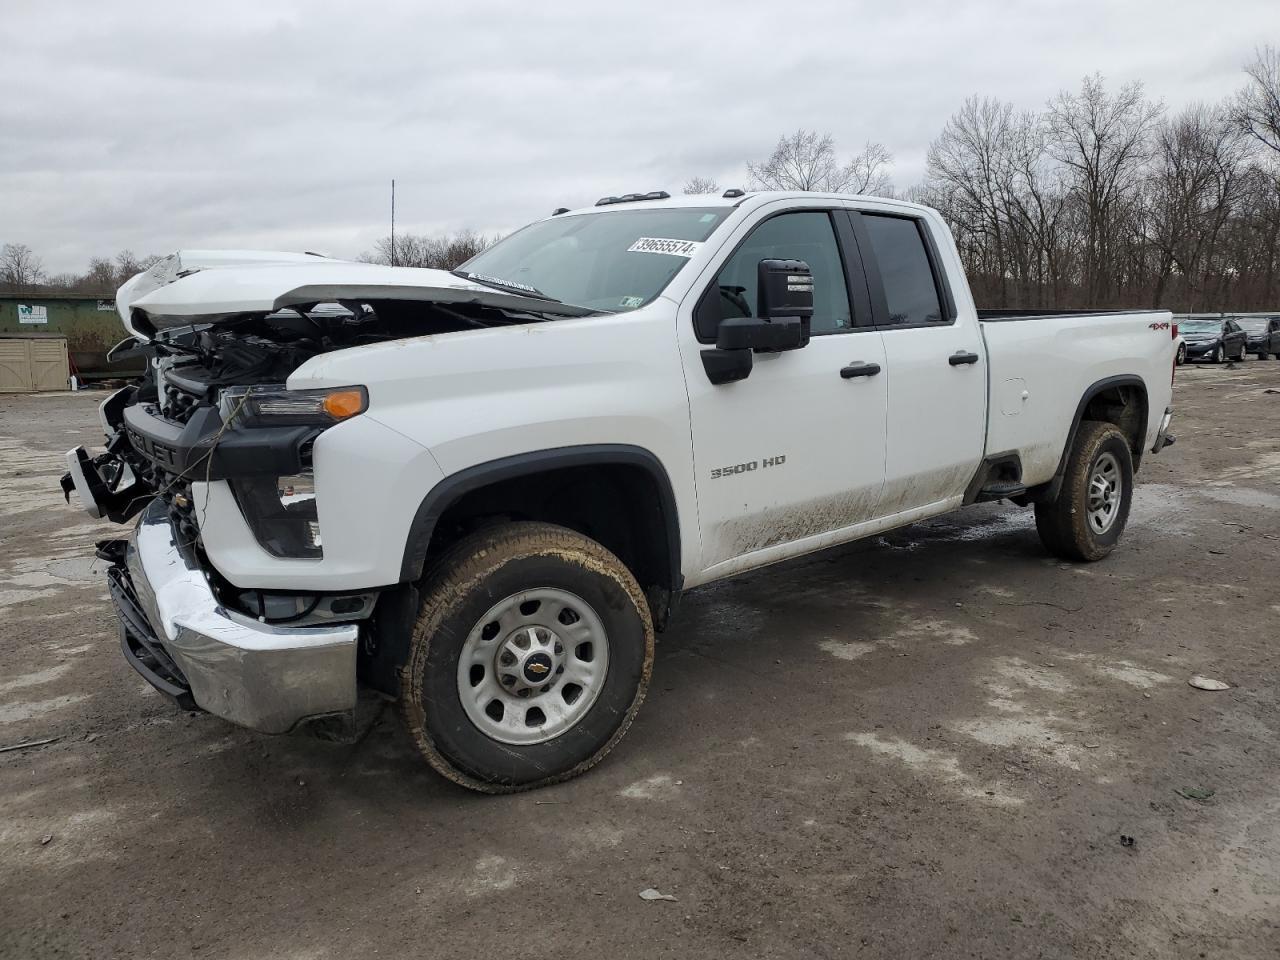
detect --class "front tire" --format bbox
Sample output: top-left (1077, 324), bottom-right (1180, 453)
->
top-left (1035, 421), bottom-right (1134, 562)
top-left (1210, 345), bottom-right (1223, 363)
top-left (1175, 344), bottom-right (1186, 365)
top-left (400, 521), bottom-right (654, 793)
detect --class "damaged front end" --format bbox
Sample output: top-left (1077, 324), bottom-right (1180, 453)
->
top-left (62, 258), bottom-right (583, 737)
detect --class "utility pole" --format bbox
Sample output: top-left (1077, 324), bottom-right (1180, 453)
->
top-left (390, 179), bottom-right (397, 267)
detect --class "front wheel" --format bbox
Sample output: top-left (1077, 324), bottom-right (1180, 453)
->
top-left (1175, 343), bottom-right (1186, 365)
top-left (1035, 421), bottom-right (1134, 562)
top-left (1210, 345), bottom-right (1223, 363)
top-left (400, 521), bottom-right (654, 793)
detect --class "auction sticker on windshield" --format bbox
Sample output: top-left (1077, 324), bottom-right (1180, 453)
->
top-left (627, 237), bottom-right (703, 258)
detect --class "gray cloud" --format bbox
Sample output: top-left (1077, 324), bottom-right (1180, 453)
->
top-left (3, 0), bottom-right (1275, 272)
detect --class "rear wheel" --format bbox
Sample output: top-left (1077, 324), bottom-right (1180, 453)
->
top-left (1237, 342), bottom-right (1249, 361)
top-left (400, 521), bottom-right (654, 793)
top-left (1035, 421), bottom-right (1134, 562)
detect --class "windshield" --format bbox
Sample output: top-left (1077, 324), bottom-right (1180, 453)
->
top-left (1235, 318), bottom-right (1269, 333)
top-left (459, 207), bottom-right (730, 312)
top-left (1181, 319), bottom-right (1222, 333)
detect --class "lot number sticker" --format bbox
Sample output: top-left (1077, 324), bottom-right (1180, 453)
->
top-left (627, 237), bottom-right (702, 258)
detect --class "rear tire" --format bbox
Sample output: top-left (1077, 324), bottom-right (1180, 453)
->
top-left (400, 521), bottom-right (654, 793)
top-left (1035, 421), bottom-right (1134, 562)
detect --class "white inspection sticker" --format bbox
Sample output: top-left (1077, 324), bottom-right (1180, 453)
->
top-left (627, 237), bottom-right (703, 258)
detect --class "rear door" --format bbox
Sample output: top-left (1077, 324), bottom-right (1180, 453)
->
top-left (680, 206), bottom-right (888, 577)
top-left (847, 209), bottom-right (986, 517)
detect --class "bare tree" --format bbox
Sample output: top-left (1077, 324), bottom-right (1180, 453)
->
top-left (361, 229), bottom-right (494, 270)
top-left (683, 176), bottom-right (720, 195)
top-left (748, 130), bottom-right (893, 195)
top-left (113, 250), bottom-right (161, 284)
top-left (1235, 45), bottom-right (1280, 155)
top-left (1047, 74), bottom-right (1164, 302)
top-left (1144, 104), bottom-right (1248, 309)
top-left (0, 243), bottom-right (45, 290)
top-left (81, 257), bottom-right (118, 293)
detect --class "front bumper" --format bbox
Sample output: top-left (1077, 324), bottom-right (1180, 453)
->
top-left (1184, 342), bottom-right (1220, 359)
top-left (112, 499), bottom-right (358, 734)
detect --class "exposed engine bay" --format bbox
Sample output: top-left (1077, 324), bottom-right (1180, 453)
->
top-left (144, 298), bottom-right (556, 419)
top-left (64, 297), bottom-right (564, 629)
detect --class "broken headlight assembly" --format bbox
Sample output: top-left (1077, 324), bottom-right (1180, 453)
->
top-left (219, 384), bottom-right (367, 559)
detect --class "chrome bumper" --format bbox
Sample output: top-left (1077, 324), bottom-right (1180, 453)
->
top-left (120, 500), bottom-right (358, 734)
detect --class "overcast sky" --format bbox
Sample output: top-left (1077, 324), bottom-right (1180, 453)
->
top-left (4, 0), bottom-right (1276, 274)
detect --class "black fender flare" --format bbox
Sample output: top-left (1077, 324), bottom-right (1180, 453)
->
top-left (399, 443), bottom-right (682, 593)
top-left (1042, 374), bottom-right (1148, 502)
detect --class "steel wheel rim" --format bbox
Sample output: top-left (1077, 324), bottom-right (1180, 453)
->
top-left (456, 587), bottom-right (610, 745)
top-left (1086, 451), bottom-right (1122, 535)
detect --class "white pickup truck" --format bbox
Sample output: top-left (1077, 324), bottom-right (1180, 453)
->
top-left (62, 190), bottom-right (1177, 792)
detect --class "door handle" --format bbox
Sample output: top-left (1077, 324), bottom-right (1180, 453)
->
top-left (949, 350), bottom-right (980, 366)
top-left (840, 362), bottom-right (881, 379)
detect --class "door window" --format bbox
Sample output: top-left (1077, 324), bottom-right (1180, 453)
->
top-left (696, 211), bottom-right (852, 339)
top-left (861, 214), bottom-right (945, 327)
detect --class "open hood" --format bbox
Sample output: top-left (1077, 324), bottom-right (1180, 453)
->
top-left (116, 250), bottom-right (593, 339)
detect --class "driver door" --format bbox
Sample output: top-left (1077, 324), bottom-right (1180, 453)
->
top-left (679, 208), bottom-right (888, 578)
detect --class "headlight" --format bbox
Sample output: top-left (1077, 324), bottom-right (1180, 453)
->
top-left (230, 470), bottom-right (322, 559)
top-left (219, 384), bottom-right (367, 427)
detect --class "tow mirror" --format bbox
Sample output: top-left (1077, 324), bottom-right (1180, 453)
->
top-left (701, 259), bottom-right (814, 385)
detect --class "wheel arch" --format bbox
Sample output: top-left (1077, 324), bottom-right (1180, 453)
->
top-left (399, 444), bottom-right (683, 625)
top-left (1038, 374), bottom-right (1148, 502)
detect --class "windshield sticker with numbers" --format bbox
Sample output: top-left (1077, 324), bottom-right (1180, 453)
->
top-left (626, 237), bottom-right (703, 258)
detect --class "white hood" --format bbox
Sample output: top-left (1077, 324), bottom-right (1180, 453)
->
top-left (115, 250), bottom-right (592, 338)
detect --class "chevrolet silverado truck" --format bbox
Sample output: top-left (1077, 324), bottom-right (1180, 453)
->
top-left (61, 190), bottom-right (1178, 793)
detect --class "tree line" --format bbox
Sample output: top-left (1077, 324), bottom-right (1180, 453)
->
top-left (684, 48), bottom-right (1280, 312)
top-left (6, 47), bottom-right (1278, 312)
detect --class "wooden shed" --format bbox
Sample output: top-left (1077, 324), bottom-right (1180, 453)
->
top-left (0, 333), bottom-right (71, 393)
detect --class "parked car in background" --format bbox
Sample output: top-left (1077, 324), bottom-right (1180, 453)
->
top-left (1180, 316), bottom-right (1249, 362)
top-left (1235, 315), bottom-right (1280, 359)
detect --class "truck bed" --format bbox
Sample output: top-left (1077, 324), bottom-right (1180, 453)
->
top-left (978, 309), bottom-right (1176, 489)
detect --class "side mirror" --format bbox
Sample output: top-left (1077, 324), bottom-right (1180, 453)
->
top-left (701, 259), bottom-right (813, 385)
top-left (757, 258), bottom-right (813, 333)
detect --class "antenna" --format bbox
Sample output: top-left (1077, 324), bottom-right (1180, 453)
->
top-left (390, 178), bottom-right (397, 267)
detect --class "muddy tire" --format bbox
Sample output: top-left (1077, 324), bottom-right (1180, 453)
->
top-left (400, 521), bottom-right (654, 793)
top-left (1035, 421), bottom-right (1134, 562)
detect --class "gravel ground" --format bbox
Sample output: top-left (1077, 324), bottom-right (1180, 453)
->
top-left (2, 361), bottom-right (1278, 960)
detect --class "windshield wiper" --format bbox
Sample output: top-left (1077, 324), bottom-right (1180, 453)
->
top-left (452, 270), bottom-right (559, 302)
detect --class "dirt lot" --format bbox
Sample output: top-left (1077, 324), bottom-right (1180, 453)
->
top-left (2, 362), bottom-right (1278, 960)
